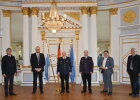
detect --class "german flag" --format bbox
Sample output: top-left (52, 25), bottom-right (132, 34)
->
top-left (57, 43), bottom-right (61, 58)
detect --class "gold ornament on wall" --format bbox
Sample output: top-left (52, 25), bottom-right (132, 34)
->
top-left (41, 31), bottom-right (46, 40)
top-left (109, 8), bottom-right (118, 15)
top-left (2, 10), bottom-right (11, 17)
top-left (31, 7), bottom-right (39, 15)
top-left (123, 10), bottom-right (136, 23)
top-left (22, 7), bottom-right (30, 15)
top-left (81, 7), bottom-right (88, 15)
top-left (75, 30), bottom-right (80, 40)
top-left (90, 6), bottom-right (97, 15)
top-left (64, 12), bottom-right (80, 21)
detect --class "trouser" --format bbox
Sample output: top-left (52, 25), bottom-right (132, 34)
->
top-left (81, 73), bottom-right (92, 91)
top-left (4, 74), bottom-right (14, 95)
top-left (103, 71), bottom-right (113, 92)
top-left (60, 73), bottom-right (69, 91)
top-left (33, 72), bottom-right (43, 92)
top-left (129, 71), bottom-right (139, 94)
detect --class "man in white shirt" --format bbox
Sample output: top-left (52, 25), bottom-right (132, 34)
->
top-left (98, 50), bottom-right (114, 95)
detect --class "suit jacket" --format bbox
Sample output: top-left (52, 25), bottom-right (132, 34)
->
top-left (79, 56), bottom-right (94, 73)
top-left (127, 54), bottom-right (140, 75)
top-left (1, 55), bottom-right (17, 75)
top-left (98, 56), bottom-right (114, 73)
top-left (30, 53), bottom-right (45, 73)
top-left (57, 57), bottom-right (72, 74)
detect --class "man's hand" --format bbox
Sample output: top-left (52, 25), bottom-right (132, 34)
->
top-left (80, 72), bottom-right (82, 74)
top-left (90, 72), bottom-right (93, 74)
top-left (57, 72), bottom-right (60, 76)
top-left (2, 74), bottom-right (6, 77)
top-left (101, 67), bottom-right (106, 69)
top-left (14, 72), bottom-right (17, 76)
top-left (69, 72), bottom-right (71, 75)
top-left (138, 73), bottom-right (140, 76)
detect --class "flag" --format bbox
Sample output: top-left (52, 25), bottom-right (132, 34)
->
top-left (44, 54), bottom-right (50, 81)
top-left (58, 43), bottom-right (61, 58)
top-left (70, 45), bottom-right (75, 83)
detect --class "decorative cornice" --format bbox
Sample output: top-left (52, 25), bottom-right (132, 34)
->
top-left (109, 8), bottom-right (118, 15)
top-left (81, 6), bottom-right (88, 15)
top-left (22, 7), bottom-right (30, 15)
top-left (2, 10), bottom-right (11, 17)
top-left (31, 7), bottom-right (39, 15)
top-left (90, 6), bottom-right (97, 15)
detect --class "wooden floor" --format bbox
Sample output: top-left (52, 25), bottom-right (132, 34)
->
top-left (0, 84), bottom-right (139, 100)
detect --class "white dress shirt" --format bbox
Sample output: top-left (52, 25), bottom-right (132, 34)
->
top-left (103, 57), bottom-right (108, 69)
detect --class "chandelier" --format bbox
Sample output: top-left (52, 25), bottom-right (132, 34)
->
top-left (41, 0), bottom-right (66, 33)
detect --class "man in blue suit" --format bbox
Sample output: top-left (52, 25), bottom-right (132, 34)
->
top-left (57, 51), bottom-right (72, 93)
top-left (98, 50), bottom-right (114, 95)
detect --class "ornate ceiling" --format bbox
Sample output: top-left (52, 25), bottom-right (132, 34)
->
top-left (22, 0), bottom-right (136, 5)
top-left (0, 0), bottom-right (137, 7)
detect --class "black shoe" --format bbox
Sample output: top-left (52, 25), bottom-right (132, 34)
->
top-left (9, 93), bottom-right (16, 95)
top-left (132, 94), bottom-right (139, 97)
top-left (66, 90), bottom-right (69, 93)
top-left (5, 94), bottom-right (8, 97)
top-left (81, 90), bottom-right (86, 93)
top-left (40, 91), bottom-right (44, 94)
top-left (60, 90), bottom-right (65, 94)
top-left (129, 92), bottom-right (134, 96)
top-left (108, 92), bottom-right (112, 96)
top-left (89, 90), bottom-right (92, 93)
top-left (32, 91), bottom-right (36, 94)
top-left (101, 90), bottom-right (108, 93)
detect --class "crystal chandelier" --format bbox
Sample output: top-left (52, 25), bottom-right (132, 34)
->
top-left (42, 0), bottom-right (66, 33)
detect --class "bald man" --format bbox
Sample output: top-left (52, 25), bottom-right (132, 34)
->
top-left (57, 51), bottom-right (72, 93)
top-left (30, 46), bottom-right (45, 94)
top-left (127, 48), bottom-right (140, 97)
top-left (79, 50), bottom-right (94, 93)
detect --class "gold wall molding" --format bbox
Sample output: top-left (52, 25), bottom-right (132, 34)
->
top-left (41, 31), bottom-right (46, 40)
top-left (64, 12), bottom-right (80, 21)
top-left (31, 7), bottom-right (39, 15)
top-left (109, 8), bottom-right (118, 15)
top-left (90, 6), bottom-right (97, 15)
top-left (75, 30), bottom-right (80, 40)
top-left (123, 10), bottom-right (136, 23)
top-left (2, 10), bottom-right (11, 17)
top-left (81, 6), bottom-right (88, 15)
top-left (22, 7), bottom-right (30, 15)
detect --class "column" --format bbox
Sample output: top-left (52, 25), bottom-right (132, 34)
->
top-left (89, 7), bottom-right (98, 65)
top-left (109, 8), bottom-right (119, 65)
top-left (31, 7), bottom-right (40, 53)
top-left (2, 10), bottom-right (11, 56)
top-left (22, 7), bottom-right (30, 66)
top-left (81, 7), bottom-right (89, 50)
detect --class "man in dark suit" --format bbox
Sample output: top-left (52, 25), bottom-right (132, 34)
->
top-left (79, 50), bottom-right (94, 93)
top-left (1, 48), bottom-right (17, 97)
top-left (57, 51), bottom-right (72, 93)
top-left (127, 48), bottom-right (140, 97)
top-left (98, 50), bottom-right (114, 95)
top-left (30, 46), bottom-right (45, 94)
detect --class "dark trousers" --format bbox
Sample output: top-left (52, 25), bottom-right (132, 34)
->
top-left (81, 73), bottom-right (91, 91)
top-left (60, 74), bottom-right (69, 91)
top-left (103, 71), bottom-right (113, 92)
top-left (129, 71), bottom-right (139, 94)
top-left (33, 72), bottom-right (43, 92)
top-left (4, 74), bottom-right (14, 95)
